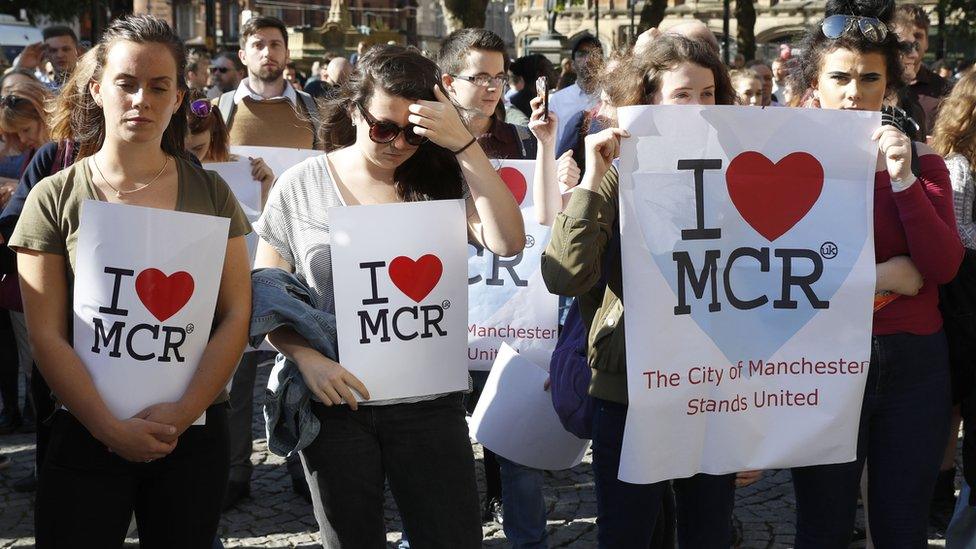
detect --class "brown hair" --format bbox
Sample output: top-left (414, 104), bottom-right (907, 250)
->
top-left (0, 79), bottom-right (51, 136)
top-left (319, 45), bottom-right (465, 201)
top-left (602, 35), bottom-right (736, 108)
top-left (49, 14), bottom-right (188, 160)
top-left (896, 3), bottom-right (929, 30)
top-left (240, 16), bottom-right (288, 49)
top-left (933, 71), bottom-right (976, 172)
top-left (186, 89), bottom-right (230, 162)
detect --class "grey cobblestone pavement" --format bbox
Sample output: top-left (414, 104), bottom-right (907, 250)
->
top-left (0, 364), bottom-right (957, 548)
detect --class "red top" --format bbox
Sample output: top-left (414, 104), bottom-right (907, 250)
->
top-left (873, 153), bottom-right (963, 335)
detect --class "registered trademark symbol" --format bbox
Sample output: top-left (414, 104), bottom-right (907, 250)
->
top-left (186, 323), bottom-right (195, 334)
top-left (441, 300), bottom-right (451, 309)
top-left (820, 242), bottom-right (838, 259)
top-left (525, 235), bottom-right (535, 248)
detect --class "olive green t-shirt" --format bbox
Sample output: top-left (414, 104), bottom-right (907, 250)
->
top-left (9, 154), bottom-right (251, 407)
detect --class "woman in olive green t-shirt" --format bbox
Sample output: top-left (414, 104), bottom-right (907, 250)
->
top-left (8, 16), bottom-right (250, 548)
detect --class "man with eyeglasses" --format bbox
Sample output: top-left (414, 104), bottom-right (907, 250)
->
top-left (12, 26), bottom-right (79, 92)
top-left (207, 52), bottom-right (245, 99)
top-left (549, 33), bottom-right (603, 145)
top-left (896, 4), bottom-right (950, 138)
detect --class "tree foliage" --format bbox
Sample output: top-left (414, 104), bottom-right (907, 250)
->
top-left (638, 0), bottom-right (668, 33)
top-left (442, 0), bottom-right (489, 31)
top-left (735, 0), bottom-right (756, 61)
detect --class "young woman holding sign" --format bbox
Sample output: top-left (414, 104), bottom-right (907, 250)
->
top-left (253, 46), bottom-right (523, 548)
top-left (787, 0), bottom-right (963, 545)
top-left (542, 34), bottom-right (740, 548)
top-left (9, 15), bottom-right (251, 547)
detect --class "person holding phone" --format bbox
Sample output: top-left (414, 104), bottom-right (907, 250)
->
top-left (12, 26), bottom-right (80, 92)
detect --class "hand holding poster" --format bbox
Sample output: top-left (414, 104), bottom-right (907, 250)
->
top-left (616, 105), bottom-right (878, 483)
top-left (330, 200), bottom-right (469, 401)
top-left (229, 145), bottom-right (321, 182)
top-left (73, 201), bottom-right (229, 420)
top-left (468, 159), bottom-right (558, 370)
top-left (470, 343), bottom-right (589, 470)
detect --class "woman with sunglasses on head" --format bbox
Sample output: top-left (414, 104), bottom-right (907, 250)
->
top-left (787, 0), bottom-right (963, 546)
top-left (253, 45), bottom-right (523, 548)
top-left (8, 15), bottom-right (251, 547)
top-left (542, 35), bottom-right (741, 548)
top-left (185, 89), bottom-right (275, 205)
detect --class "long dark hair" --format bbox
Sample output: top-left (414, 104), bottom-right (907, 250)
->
top-left (788, 0), bottom-right (905, 99)
top-left (52, 14), bottom-right (188, 160)
top-left (320, 45), bottom-right (465, 201)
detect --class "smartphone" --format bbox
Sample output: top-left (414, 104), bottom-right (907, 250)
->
top-left (536, 76), bottom-right (549, 121)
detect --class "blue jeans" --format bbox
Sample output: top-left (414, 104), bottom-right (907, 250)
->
top-left (947, 481), bottom-right (976, 548)
top-left (591, 398), bottom-right (735, 548)
top-left (300, 393), bottom-right (482, 549)
top-left (791, 331), bottom-right (952, 548)
top-left (498, 454), bottom-right (548, 548)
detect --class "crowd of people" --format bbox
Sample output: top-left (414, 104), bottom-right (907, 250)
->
top-left (0, 0), bottom-right (974, 546)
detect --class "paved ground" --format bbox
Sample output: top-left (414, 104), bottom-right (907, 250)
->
top-left (0, 364), bottom-right (958, 548)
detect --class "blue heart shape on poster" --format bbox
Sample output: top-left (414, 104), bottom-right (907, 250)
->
top-left (631, 152), bottom-right (868, 364)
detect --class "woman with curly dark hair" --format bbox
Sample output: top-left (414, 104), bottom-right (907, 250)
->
top-left (787, 0), bottom-right (963, 546)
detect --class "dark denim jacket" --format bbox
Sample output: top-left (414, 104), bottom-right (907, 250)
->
top-left (250, 268), bottom-right (338, 457)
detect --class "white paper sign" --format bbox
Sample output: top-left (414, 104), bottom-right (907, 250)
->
top-left (468, 159), bottom-right (558, 370)
top-left (229, 145), bottom-right (321, 182)
top-left (330, 200), bottom-right (469, 401)
top-left (616, 105), bottom-right (878, 483)
top-left (73, 201), bottom-right (229, 419)
top-left (470, 343), bottom-right (589, 470)
top-left (203, 157), bottom-right (262, 218)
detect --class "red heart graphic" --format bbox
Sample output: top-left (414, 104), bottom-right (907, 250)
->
top-left (498, 167), bottom-right (527, 205)
top-left (388, 255), bottom-right (443, 303)
top-left (135, 269), bottom-right (195, 322)
top-left (726, 151), bottom-right (824, 241)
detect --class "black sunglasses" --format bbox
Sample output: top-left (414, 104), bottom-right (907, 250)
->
top-left (355, 102), bottom-right (427, 146)
top-left (208, 66), bottom-right (230, 74)
top-left (899, 40), bottom-right (921, 53)
top-left (821, 14), bottom-right (889, 43)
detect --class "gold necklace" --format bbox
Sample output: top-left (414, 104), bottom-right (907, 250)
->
top-left (91, 154), bottom-right (169, 199)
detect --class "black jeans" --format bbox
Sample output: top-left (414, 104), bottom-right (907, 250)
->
top-left (591, 398), bottom-right (735, 548)
top-left (35, 404), bottom-right (230, 548)
top-left (0, 308), bottom-right (20, 418)
top-left (301, 393), bottom-right (482, 549)
top-left (791, 331), bottom-right (952, 548)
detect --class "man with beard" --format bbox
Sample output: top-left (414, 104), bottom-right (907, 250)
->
top-left (215, 16), bottom-right (320, 149)
top-left (549, 33), bottom-right (603, 145)
top-left (216, 15), bottom-right (320, 512)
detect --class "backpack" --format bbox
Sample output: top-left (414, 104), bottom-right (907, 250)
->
top-left (217, 90), bottom-right (322, 150)
top-left (549, 298), bottom-right (595, 439)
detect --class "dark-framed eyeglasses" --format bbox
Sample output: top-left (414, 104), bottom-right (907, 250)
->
top-left (208, 66), bottom-right (230, 74)
top-left (355, 102), bottom-right (427, 146)
top-left (450, 74), bottom-right (507, 88)
top-left (190, 99), bottom-right (213, 118)
top-left (821, 14), bottom-right (889, 43)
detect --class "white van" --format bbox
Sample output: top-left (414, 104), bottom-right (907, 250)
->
top-left (0, 15), bottom-right (43, 68)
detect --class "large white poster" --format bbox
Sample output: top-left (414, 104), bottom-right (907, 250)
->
top-left (330, 200), bottom-right (469, 401)
top-left (468, 159), bottom-right (558, 370)
top-left (616, 105), bottom-right (878, 484)
top-left (73, 201), bottom-right (229, 419)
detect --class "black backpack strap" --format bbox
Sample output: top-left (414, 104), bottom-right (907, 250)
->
top-left (217, 91), bottom-right (236, 129)
top-left (513, 124), bottom-right (537, 159)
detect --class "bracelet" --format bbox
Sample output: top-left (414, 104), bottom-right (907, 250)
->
top-left (453, 136), bottom-right (477, 155)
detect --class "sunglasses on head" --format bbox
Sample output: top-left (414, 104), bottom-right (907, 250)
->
top-left (821, 14), bottom-right (889, 43)
top-left (0, 95), bottom-right (26, 108)
top-left (190, 99), bottom-right (212, 118)
top-left (355, 102), bottom-right (427, 146)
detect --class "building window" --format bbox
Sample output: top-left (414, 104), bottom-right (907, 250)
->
top-left (223, 1), bottom-right (240, 44)
top-left (174, 0), bottom-right (195, 40)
